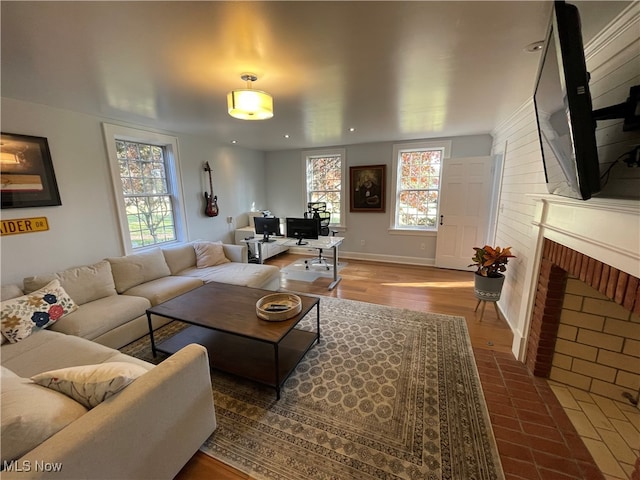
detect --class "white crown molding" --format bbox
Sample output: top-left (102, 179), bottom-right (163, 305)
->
top-left (584, 2), bottom-right (640, 60)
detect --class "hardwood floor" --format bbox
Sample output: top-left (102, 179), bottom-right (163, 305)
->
top-left (175, 253), bottom-right (514, 480)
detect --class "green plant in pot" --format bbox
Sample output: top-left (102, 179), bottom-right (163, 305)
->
top-left (469, 245), bottom-right (515, 301)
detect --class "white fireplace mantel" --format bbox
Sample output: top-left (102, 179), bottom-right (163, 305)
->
top-left (531, 195), bottom-right (640, 278)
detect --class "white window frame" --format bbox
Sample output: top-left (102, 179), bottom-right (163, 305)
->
top-left (302, 148), bottom-right (346, 228)
top-left (102, 123), bottom-right (188, 254)
top-left (389, 140), bottom-right (451, 234)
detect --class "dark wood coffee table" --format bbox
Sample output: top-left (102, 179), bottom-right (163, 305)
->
top-left (145, 282), bottom-right (320, 399)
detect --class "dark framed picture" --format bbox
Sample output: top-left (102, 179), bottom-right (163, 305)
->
top-left (350, 164), bottom-right (386, 212)
top-left (1, 133), bottom-right (61, 209)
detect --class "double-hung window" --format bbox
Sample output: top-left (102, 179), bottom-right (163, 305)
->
top-left (391, 141), bottom-right (450, 231)
top-left (304, 149), bottom-right (345, 226)
top-left (103, 124), bottom-right (186, 253)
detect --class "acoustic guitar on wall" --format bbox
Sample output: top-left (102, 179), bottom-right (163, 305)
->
top-left (204, 162), bottom-right (219, 217)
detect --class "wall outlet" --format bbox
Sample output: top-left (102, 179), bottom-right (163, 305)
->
top-left (420, 243), bottom-right (426, 250)
top-left (226, 216), bottom-right (233, 224)
top-left (360, 239), bottom-right (365, 246)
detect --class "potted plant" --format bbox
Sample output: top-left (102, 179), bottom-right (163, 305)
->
top-left (469, 245), bottom-right (515, 301)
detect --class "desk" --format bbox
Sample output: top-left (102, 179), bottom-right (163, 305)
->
top-left (245, 236), bottom-right (344, 290)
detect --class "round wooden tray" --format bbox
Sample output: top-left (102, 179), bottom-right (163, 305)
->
top-left (256, 293), bottom-right (302, 321)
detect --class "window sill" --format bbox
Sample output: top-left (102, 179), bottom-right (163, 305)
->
top-left (387, 228), bottom-right (437, 237)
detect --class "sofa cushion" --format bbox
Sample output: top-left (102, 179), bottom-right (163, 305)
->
top-left (122, 275), bottom-right (203, 306)
top-left (107, 248), bottom-right (171, 294)
top-left (176, 263), bottom-right (281, 289)
top-left (23, 260), bottom-right (117, 306)
top-left (1, 284), bottom-right (23, 302)
top-left (1, 371), bottom-right (88, 463)
top-left (32, 362), bottom-right (148, 409)
top-left (1, 280), bottom-right (78, 344)
top-left (1, 329), bottom-right (153, 378)
top-left (49, 294), bottom-right (151, 341)
top-left (162, 243), bottom-right (197, 275)
top-left (194, 241), bottom-right (230, 268)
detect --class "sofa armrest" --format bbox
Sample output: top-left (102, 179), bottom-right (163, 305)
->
top-left (223, 243), bottom-right (248, 263)
top-left (6, 344), bottom-right (216, 480)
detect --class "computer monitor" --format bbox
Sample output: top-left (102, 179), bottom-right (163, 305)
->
top-left (253, 216), bottom-right (281, 243)
top-left (286, 217), bottom-right (319, 245)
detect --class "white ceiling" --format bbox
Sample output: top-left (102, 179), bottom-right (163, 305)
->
top-left (0, 1), bottom-right (630, 151)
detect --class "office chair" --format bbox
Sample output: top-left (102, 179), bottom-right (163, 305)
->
top-left (304, 202), bottom-right (332, 270)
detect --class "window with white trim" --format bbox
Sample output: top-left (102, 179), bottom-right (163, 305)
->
top-left (304, 149), bottom-right (345, 226)
top-left (391, 141), bottom-right (449, 230)
top-left (103, 124), bottom-right (186, 252)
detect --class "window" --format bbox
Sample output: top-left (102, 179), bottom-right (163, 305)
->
top-left (304, 149), bottom-right (345, 226)
top-left (391, 141), bottom-right (450, 231)
top-left (103, 124), bottom-right (186, 253)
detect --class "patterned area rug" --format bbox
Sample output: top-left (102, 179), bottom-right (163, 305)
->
top-left (121, 296), bottom-right (504, 480)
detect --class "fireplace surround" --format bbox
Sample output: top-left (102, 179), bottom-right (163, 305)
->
top-left (522, 197), bottom-right (639, 393)
top-left (526, 238), bottom-right (639, 380)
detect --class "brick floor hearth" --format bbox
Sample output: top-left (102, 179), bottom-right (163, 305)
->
top-left (474, 348), bottom-right (606, 480)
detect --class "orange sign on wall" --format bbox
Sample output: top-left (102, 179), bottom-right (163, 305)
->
top-left (0, 217), bottom-right (49, 236)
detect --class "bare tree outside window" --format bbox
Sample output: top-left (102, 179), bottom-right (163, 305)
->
top-left (116, 140), bottom-right (176, 247)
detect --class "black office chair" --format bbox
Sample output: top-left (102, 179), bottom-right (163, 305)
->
top-left (304, 202), bottom-right (332, 270)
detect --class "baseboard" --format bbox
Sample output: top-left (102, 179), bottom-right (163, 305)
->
top-left (287, 247), bottom-right (435, 266)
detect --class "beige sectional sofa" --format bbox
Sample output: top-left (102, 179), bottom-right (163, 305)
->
top-left (1, 330), bottom-right (215, 480)
top-left (0, 240), bottom-right (281, 478)
top-left (16, 241), bottom-right (281, 349)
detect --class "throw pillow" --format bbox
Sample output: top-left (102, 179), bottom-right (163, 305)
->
top-left (0, 279), bottom-right (78, 343)
top-left (31, 362), bottom-right (149, 409)
top-left (194, 241), bottom-right (230, 268)
top-left (1, 375), bottom-right (88, 463)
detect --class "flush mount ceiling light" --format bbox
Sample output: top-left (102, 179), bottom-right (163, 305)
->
top-left (227, 73), bottom-right (274, 120)
top-left (525, 40), bottom-right (545, 53)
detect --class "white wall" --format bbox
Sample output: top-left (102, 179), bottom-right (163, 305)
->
top-left (490, 3), bottom-right (640, 358)
top-left (0, 98), bottom-right (267, 286)
top-left (265, 134), bottom-right (493, 264)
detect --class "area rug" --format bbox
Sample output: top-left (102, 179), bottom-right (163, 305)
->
top-left (121, 296), bottom-right (504, 480)
top-left (280, 259), bottom-right (347, 282)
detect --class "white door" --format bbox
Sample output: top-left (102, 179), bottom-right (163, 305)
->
top-left (435, 156), bottom-right (493, 270)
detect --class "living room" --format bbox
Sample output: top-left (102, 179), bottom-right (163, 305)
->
top-left (2, 1), bottom-right (639, 479)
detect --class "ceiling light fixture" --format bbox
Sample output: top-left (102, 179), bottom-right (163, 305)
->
top-left (525, 41), bottom-right (544, 53)
top-left (227, 73), bottom-right (274, 120)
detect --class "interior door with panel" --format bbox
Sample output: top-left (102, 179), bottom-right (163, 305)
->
top-left (435, 156), bottom-right (493, 270)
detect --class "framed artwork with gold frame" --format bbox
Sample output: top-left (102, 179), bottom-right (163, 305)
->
top-left (349, 164), bottom-right (385, 212)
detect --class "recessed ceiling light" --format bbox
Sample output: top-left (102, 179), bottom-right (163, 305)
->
top-left (525, 41), bottom-right (544, 53)
top-left (231, 140), bottom-right (238, 144)
top-left (283, 134), bottom-right (290, 139)
top-left (349, 127), bottom-right (356, 132)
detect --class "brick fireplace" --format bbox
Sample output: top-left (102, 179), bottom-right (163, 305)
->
top-left (525, 238), bottom-right (640, 398)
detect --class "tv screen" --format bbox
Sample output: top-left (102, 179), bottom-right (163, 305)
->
top-left (286, 217), bottom-right (319, 245)
top-left (253, 216), bottom-right (281, 243)
top-left (533, 1), bottom-right (600, 200)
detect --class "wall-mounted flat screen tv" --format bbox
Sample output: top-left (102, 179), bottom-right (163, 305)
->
top-left (533, 0), bottom-right (601, 200)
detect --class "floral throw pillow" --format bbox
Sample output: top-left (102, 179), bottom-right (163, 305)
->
top-left (0, 279), bottom-right (78, 343)
top-left (31, 362), bottom-right (149, 409)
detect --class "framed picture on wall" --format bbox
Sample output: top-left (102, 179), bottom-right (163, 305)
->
top-left (350, 164), bottom-right (386, 212)
top-left (1, 132), bottom-right (62, 209)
